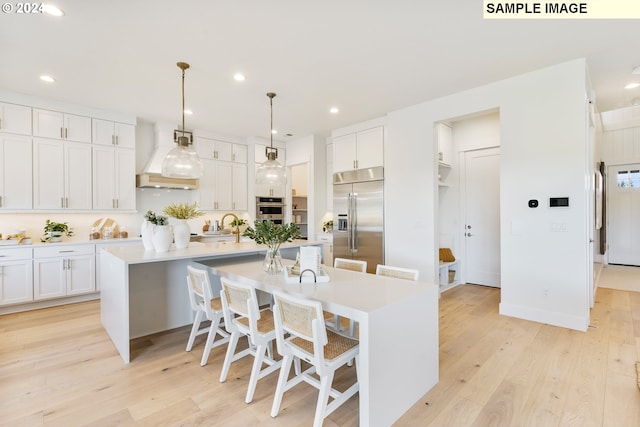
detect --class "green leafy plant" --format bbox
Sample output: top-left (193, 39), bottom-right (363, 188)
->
top-left (229, 218), bottom-right (247, 228)
top-left (41, 219), bottom-right (74, 242)
top-left (243, 220), bottom-right (301, 252)
top-left (322, 220), bottom-right (334, 233)
top-left (162, 202), bottom-right (204, 220)
top-left (144, 210), bottom-right (169, 226)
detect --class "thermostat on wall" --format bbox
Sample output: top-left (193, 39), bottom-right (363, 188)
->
top-left (549, 197), bottom-right (569, 208)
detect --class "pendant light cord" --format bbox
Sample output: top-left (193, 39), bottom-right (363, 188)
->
top-left (181, 67), bottom-right (185, 132)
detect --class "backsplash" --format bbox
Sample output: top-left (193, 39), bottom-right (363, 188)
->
top-left (0, 188), bottom-right (251, 242)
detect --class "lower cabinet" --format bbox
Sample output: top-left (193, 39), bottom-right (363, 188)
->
top-left (0, 248), bottom-right (33, 305)
top-left (33, 244), bottom-right (95, 300)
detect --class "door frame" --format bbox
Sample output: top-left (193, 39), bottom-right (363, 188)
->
top-left (459, 146), bottom-right (501, 287)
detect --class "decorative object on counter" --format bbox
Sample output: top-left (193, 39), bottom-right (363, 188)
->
top-left (243, 220), bottom-right (301, 274)
top-left (255, 92), bottom-right (287, 186)
top-left (119, 226), bottom-right (128, 238)
top-left (1, 231), bottom-right (32, 245)
top-left (41, 219), bottom-right (74, 243)
top-left (152, 223), bottom-right (173, 252)
top-left (323, 220), bottom-right (334, 233)
top-left (163, 202), bottom-right (204, 249)
top-left (161, 61), bottom-right (203, 179)
top-left (202, 219), bottom-right (211, 233)
top-left (92, 218), bottom-right (119, 240)
top-left (142, 211), bottom-right (169, 251)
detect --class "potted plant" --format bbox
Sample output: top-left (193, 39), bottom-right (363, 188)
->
top-left (163, 202), bottom-right (204, 249)
top-left (41, 219), bottom-right (74, 243)
top-left (243, 220), bottom-right (301, 274)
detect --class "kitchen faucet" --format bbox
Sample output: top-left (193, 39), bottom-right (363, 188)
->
top-left (220, 213), bottom-right (240, 243)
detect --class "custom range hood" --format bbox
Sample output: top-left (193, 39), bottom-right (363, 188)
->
top-left (136, 123), bottom-right (199, 190)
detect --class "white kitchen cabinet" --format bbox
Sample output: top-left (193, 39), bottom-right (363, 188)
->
top-left (33, 138), bottom-right (92, 210)
top-left (333, 126), bottom-right (383, 173)
top-left (0, 102), bottom-right (31, 135)
top-left (437, 123), bottom-right (453, 166)
top-left (326, 142), bottom-right (334, 211)
top-left (33, 108), bottom-right (91, 143)
top-left (92, 146), bottom-right (136, 210)
top-left (0, 248), bottom-right (33, 306)
top-left (232, 163), bottom-right (248, 210)
top-left (0, 134), bottom-right (32, 210)
top-left (195, 137), bottom-right (233, 161)
top-left (33, 244), bottom-right (95, 300)
top-left (92, 118), bottom-right (135, 149)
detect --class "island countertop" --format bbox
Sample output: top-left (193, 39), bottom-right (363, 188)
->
top-left (100, 239), bottom-right (317, 265)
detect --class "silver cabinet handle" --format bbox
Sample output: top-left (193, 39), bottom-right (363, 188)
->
top-left (112, 135), bottom-right (115, 145)
top-left (61, 197), bottom-right (65, 208)
top-left (60, 127), bottom-right (64, 138)
top-left (59, 250), bottom-right (75, 253)
top-left (62, 259), bottom-right (67, 270)
top-left (65, 128), bottom-right (68, 139)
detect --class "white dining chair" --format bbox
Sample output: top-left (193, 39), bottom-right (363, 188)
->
top-left (375, 264), bottom-right (420, 281)
top-left (271, 290), bottom-right (360, 427)
top-left (185, 265), bottom-right (230, 366)
top-left (219, 277), bottom-right (281, 404)
top-left (329, 258), bottom-right (367, 334)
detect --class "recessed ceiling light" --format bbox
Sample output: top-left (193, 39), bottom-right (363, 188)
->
top-left (271, 129), bottom-right (278, 135)
top-left (43, 4), bottom-right (64, 16)
top-left (184, 109), bottom-right (193, 115)
top-left (330, 107), bottom-right (339, 114)
top-left (40, 75), bottom-right (55, 83)
top-left (233, 73), bottom-right (246, 81)
top-left (625, 82), bottom-right (640, 89)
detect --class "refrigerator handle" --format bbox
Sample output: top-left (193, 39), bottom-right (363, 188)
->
top-left (346, 193), bottom-right (352, 253)
top-left (351, 192), bottom-right (358, 254)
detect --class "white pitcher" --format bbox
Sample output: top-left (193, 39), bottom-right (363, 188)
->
top-left (173, 219), bottom-right (190, 249)
top-left (152, 224), bottom-right (173, 252)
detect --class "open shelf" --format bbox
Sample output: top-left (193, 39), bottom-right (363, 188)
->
top-left (439, 260), bottom-right (460, 292)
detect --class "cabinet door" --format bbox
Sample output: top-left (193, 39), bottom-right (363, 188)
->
top-left (195, 137), bottom-right (216, 160)
top-left (356, 126), bottom-right (384, 169)
top-left (215, 161), bottom-right (233, 211)
top-left (0, 135), bottom-right (32, 210)
top-left (214, 140), bottom-right (232, 161)
top-left (66, 255), bottom-right (95, 295)
top-left (92, 118), bottom-right (116, 146)
top-left (193, 158), bottom-right (216, 210)
top-left (115, 148), bottom-right (136, 209)
top-left (232, 144), bottom-right (248, 164)
top-left (33, 138), bottom-right (65, 209)
top-left (0, 102), bottom-right (31, 135)
top-left (232, 163), bottom-right (247, 210)
top-left (92, 145), bottom-right (116, 210)
top-left (333, 133), bottom-right (356, 172)
top-left (0, 260), bottom-right (33, 306)
top-left (115, 123), bottom-right (135, 149)
top-left (65, 142), bottom-right (92, 209)
top-left (33, 109), bottom-right (63, 139)
top-left (33, 258), bottom-right (66, 300)
top-left (63, 114), bottom-right (91, 143)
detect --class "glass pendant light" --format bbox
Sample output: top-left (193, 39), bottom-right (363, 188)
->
top-left (162, 62), bottom-right (203, 179)
top-left (255, 92), bottom-right (287, 185)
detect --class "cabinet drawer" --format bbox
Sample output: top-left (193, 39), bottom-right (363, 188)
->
top-left (0, 247), bottom-right (32, 261)
top-left (34, 244), bottom-right (95, 258)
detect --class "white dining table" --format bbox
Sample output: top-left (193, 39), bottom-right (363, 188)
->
top-left (194, 254), bottom-right (439, 427)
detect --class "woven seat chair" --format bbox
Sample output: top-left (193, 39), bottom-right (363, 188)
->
top-left (375, 264), bottom-right (420, 281)
top-left (271, 290), bottom-right (360, 427)
top-left (185, 265), bottom-right (230, 367)
top-left (329, 258), bottom-right (367, 334)
top-left (219, 277), bottom-right (281, 404)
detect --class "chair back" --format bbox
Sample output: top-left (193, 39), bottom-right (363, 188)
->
top-left (220, 277), bottom-right (261, 334)
top-left (187, 265), bottom-right (217, 317)
top-left (272, 291), bottom-right (328, 357)
top-left (333, 257), bottom-right (367, 273)
top-left (375, 264), bottom-right (419, 281)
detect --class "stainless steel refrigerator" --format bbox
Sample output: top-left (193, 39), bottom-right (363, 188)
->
top-left (333, 166), bottom-right (384, 274)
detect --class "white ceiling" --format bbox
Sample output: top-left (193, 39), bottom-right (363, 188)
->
top-left (2, 1), bottom-right (640, 140)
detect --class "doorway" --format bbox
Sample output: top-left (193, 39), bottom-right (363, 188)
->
top-left (607, 164), bottom-right (640, 266)
top-left (462, 147), bottom-right (501, 287)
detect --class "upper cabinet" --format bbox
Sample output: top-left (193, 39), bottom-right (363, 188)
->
top-left (333, 126), bottom-right (383, 173)
top-left (92, 145), bottom-right (136, 210)
top-left (92, 118), bottom-right (135, 149)
top-left (33, 108), bottom-right (91, 143)
top-left (0, 102), bottom-right (31, 135)
top-left (437, 123), bottom-right (453, 166)
top-left (195, 137), bottom-right (247, 163)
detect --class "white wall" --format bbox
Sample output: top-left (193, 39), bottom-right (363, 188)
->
top-left (386, 59), bottom-right (591, 331)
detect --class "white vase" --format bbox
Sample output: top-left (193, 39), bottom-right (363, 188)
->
top-left (152, 225), bottom-right (173, 252)
top-left (141, 220), bottom-right (155, 251)
top-left (173, 219), bottom-right (190, 249)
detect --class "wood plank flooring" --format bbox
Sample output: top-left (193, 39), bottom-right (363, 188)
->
top-left (1, 284), bottom-right (639, 426)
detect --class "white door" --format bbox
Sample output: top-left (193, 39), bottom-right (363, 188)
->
top-left (464, 148), bottom-right (501, 287)
top-left (607, 164), bottom-right (640, 265)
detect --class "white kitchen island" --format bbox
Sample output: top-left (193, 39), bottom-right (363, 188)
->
top-left (99, 241), bottom-right (439, 427)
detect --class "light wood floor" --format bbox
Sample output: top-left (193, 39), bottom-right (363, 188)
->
top-left (1, 284), bottom-right (639, 426)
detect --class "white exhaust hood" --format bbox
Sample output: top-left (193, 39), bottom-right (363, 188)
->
top-left (136, 123), bottom-right (199, 190)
